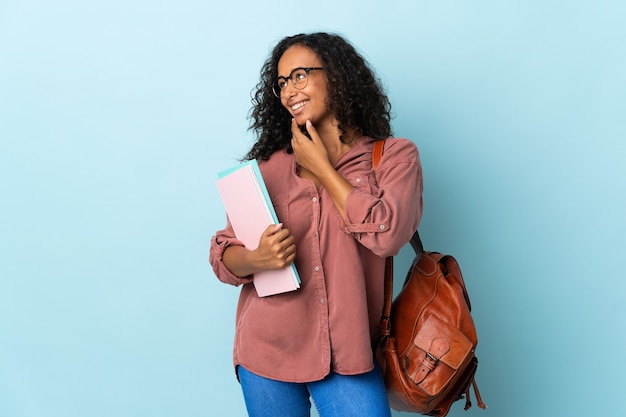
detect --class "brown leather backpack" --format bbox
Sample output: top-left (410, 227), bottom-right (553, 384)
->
top-left (372, 140), bottom-right (486, 416)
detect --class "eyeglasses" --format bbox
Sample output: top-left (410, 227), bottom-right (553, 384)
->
top-left (272, 67), bottom-right (324, 98)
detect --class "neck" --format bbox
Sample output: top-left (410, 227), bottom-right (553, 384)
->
top-left (315, 118), bottom-right (359, 150)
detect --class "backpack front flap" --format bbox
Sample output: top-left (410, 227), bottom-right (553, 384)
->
top-left (404, 314), bottom-right (474, 395)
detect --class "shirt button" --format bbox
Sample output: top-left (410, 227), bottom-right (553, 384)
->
top-left (314, 266), bottom-right (320, 272)
top-left (312, 197), bottom-right (317, 203)
top-left (356, 177), bottom-right (362, 183)
top-left (379, 224), bottom-right (386, 230)
top-left (320, 298), bottom-right (325, 304)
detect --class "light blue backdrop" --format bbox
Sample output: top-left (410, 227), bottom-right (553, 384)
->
top-left (1, 1), bottom-right (624, 416)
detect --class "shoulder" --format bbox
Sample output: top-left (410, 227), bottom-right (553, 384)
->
top-left (257, 150), bottom-right (294, 181)
top-left (258, 149), bottom-right (293, 168)
top-left (376, 138), bottom-right (420, 167)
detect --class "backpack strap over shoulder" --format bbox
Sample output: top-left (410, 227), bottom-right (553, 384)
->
top-left (372, 139), bottom-right (385, 170)
top-left (372, 139), bottom-right (393, 337)
top-left (373, 138), bottom-right (423, 342)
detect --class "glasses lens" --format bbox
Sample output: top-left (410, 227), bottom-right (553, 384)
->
top-left (292, 69), bottom-right (308, 90)
top-left (273, 68), bottom-right (313, 97)
top-left (272, 78), bottom-right (284, 97)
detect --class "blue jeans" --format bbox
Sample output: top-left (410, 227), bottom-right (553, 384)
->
top-left (237, 364), bottom-right (391, 417)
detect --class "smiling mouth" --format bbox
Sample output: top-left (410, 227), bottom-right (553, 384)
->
top-left (291, 101), bottom-right (307, 112)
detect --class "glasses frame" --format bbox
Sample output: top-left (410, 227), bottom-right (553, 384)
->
top-left (272, 67), bottom-right (324, 98)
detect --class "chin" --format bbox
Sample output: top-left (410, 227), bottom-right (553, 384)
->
top-left (293, 115), bottom-right (308, 127)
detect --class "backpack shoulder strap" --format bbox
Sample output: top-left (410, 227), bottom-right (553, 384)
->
top-left (372, 140), bottom-right (394, 337)
top-left (373, 138), bottom-right (425, 343)
top-left (372, 140), bottom-right (385, 170)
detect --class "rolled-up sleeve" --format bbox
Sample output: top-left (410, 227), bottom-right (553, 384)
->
top-left (209, 220), bottom-right (254, 286)
top-left (343, 139), bottom-right (423, 257)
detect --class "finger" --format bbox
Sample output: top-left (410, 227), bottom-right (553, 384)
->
top-left (262, 223), bottom-right (283, 238)
top-left (291, 118), bottom-right (304, 140)
top-left (278, 244), bottom-right (296, 264)
top-left (278, 241), bottom-right (295, 259)
top-left (284, 243), bottom-right (296, 257)
top-left (304, 119), bottom-right (321, 144)
top-left (275, 231), bottom-right (295, 246)
top-left (285, 252), bottom-right (296, 265)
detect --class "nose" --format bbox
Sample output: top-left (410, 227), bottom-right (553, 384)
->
top-left (282, 80), bottom-right (298, 99)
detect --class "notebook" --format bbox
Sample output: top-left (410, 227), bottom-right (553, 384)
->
top-left (216, 160), bottom-right (300, 297)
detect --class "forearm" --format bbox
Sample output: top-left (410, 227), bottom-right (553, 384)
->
top-left (222, 224), bottom-right (297, 278)
top-left (222, 245), bottom-right (259, 278)
top-left (316, 166), bottom-right (354, 220)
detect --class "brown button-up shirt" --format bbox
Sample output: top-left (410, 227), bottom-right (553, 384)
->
top-left (210, 137), bottom-right (423, 382)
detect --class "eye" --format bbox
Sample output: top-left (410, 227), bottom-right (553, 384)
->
top-left (277, 79), bottom-right (288, 89)
top-left (293, 70), bottom-right (307, 82)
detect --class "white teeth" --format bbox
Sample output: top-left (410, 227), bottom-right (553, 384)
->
top-left (291, 101), bottom-right (306, 111)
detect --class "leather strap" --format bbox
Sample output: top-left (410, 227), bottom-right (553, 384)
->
top-left (372, 140), bottom-right (385, 170)
top-left (379, 256), bottom-right (393, 336)
top-left (373, 139), bottom-right (425, 342)
top-left (410, 338), bottom-right (450, 383)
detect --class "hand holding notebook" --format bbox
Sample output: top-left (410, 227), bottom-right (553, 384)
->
top-left (215, 160), bottom-right (301, 297)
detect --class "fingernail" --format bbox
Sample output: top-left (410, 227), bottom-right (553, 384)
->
top-left (306, 120), bottom-right (312, 128)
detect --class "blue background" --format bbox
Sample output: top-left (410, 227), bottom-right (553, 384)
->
top-left (1, 1), bottom-right (624, 416)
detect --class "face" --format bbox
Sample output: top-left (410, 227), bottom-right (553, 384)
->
top-left (276, 45), bottom-right (331, 127)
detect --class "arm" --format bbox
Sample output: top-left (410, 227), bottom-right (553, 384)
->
top-left (290, 119), bottom-right (354, 220)
top-left (344, 139), bottom-right (423, 257)
top-left (210, 222), bottom-right (296, 285)
top-left (222, 224), bottom-right (296, 277)
top-left (289, 120), bottom-right (422, 257)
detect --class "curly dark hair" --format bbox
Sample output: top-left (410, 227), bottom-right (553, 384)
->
top-left (244, 32), bottom-right (392, 161)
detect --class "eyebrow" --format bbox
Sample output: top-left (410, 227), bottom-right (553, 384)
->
top-left (277, 66), bottom-right (317, 79)
top-left (277, 68), bottom-right (298, 79)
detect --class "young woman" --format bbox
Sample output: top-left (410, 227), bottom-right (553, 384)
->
top-left (210, 32), bottom-right (423, 417)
